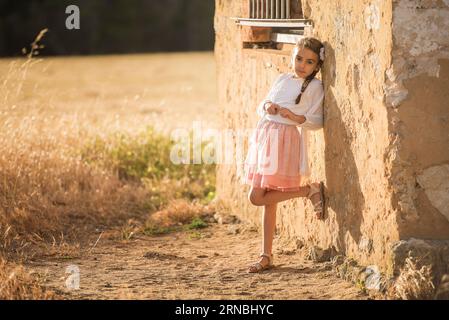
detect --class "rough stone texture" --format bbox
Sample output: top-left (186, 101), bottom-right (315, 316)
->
top-left (387, 0), bottom-right (449, 239)
top-left (214, 0), bottom-right (449, 278)
top-left (416, 164), bottom-right (449, 223)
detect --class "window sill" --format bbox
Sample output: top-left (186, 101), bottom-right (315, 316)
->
top-left (232, 17), bottom-right (312, 28)
top-left (242, 47), bottom-right (292, 57)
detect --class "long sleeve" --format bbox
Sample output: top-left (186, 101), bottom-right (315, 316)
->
top-left (256, 98), bottom-right (271, 118)
top-left (256, 74), bottom-right (286, 118)
top-left (296, 81), bottom-right (324, 131)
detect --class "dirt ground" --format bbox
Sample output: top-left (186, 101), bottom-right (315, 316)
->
top-left (26, 220), bottom-right (368, 300)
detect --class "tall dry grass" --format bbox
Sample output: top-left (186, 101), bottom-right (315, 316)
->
top-left (0, 54), bottom-right (153, 259)
top-left (0, 30), bottom-right (217, 299)
top-left (392, 255), bottom-right (436, 300)
top-left (0, 258), bottom-right (56, 299)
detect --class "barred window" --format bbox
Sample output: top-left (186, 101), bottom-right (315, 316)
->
top-left (250, 0), bottom-right (291, 19)
top-left (233, 0), bottom-right (312, 49)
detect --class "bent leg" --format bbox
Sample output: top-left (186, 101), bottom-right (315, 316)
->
top-left (248, 187), bottom-right (267, 206)
top-left (249, 185), bottom-right (310, 206)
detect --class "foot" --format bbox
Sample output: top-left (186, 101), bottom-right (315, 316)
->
top-left (307, 182), bottom-right (325, 220)
top-left (247, 253), bottom-right (273, 273)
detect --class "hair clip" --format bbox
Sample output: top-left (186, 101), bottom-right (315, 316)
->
top-left (320, 47), bottom-right (325, 61)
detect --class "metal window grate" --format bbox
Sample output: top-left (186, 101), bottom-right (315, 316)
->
top-left (232, 0), bottom-right (310, 28)
top-left (232, 0), bottom-right (312, 46)
top-left (250, 0), bottom-right (291, 19)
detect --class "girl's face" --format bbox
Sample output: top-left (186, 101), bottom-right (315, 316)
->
top-left (293, 47), bottom-right (320, 79)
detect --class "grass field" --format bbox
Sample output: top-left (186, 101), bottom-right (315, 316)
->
top-left (0, 50), bottom-right (219, 298)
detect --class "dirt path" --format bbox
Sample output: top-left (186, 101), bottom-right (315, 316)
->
top-left (26, 221), bottom-right (368, 300)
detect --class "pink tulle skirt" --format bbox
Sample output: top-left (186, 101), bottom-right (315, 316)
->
top-left (243, 118), bottom-right (302, 192)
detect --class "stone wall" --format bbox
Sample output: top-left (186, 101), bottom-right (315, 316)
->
top-left (214, 0), bottom-right (449, 280)
top-left (386, 0), bottom-right (449, 239)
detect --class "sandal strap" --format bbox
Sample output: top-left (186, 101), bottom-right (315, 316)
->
top-left (248, 253), bottom-right (274, 272)
top-left (250, 262), bottom-right (263, 271)
top-left (307, 183), bottom-right (320, 198)
top-left (312, 200), bottom-right (323, 208)
top-left (308, 182), bottom-right (325, 219)
top-left (259, 253), bottom-right (273, 264)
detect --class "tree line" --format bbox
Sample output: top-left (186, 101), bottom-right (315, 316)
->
top-left (0, 0), bottom-right (215, 56)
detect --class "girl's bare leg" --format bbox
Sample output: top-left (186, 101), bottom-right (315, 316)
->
top-left (248, 202), bottom-right (277, 272)
top-left (247, 185), bottom-right (313, 272)
top-left (249, 185), bottom-right (311, 207)
top-left (262, 203), bottom-right (277, 255)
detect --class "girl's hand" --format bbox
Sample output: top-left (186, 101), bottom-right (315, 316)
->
top-left (279, 107), bottom-right (295, 119)
top-left (279, 108), bottom-right (306, 124)
top-left (264, 102), bottom-right (280, 115)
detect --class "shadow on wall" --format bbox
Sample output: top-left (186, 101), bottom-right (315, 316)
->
top-left (322, 42), bottom-right (366, 253)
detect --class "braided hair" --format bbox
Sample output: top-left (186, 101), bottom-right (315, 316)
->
top-left (295, 70), bottom-right (319, 104)
top-left (293, 37), bottom-right (325, 105)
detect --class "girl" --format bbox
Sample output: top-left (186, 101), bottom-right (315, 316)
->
top-left (243, 37), bottom-right (326, 273)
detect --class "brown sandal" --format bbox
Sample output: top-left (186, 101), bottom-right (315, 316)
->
top-left (307, 182), bottom-right (325, 220)
top-left (247, 253), bottom-right (274, 273)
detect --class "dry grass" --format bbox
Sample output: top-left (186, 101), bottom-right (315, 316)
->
top-left (0, 123), bottom-right (152, 257)
top-left (0, 30), bottom-right (218, 299)
top-left (392, 255), bottom-right (436, 300)
top-left (0, 258), bottom-right (57, 299)
top-left (144, 198), bottom-right (215, 232)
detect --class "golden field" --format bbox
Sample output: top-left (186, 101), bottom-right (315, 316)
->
top-left (0, 50), bottom-right (219, 298)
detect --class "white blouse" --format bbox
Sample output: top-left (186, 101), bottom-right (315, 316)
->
top-left (255, 73), bottom-right (324, 178)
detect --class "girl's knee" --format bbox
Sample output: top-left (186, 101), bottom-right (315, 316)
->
top-left (248, 189), bottom-right (264, 206)
top-left (248, 193), bottom-right (260, 206)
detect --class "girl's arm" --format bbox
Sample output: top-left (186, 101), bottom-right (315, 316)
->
top-left (295, 82), bottom-right (324, 130)
top-left (279, 83), bottom-right (324, 129)
top-left (288, 113), bottom-right (307, 125)
top-left (278, 108), bottom-right (305, 124)
top-left (256, 99), bottom-right (272, 118)
top-left (256, 74), bottom-right (286, 118)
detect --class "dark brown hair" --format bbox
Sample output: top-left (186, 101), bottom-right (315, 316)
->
top-left (293, 37), bottom-right (324, 104)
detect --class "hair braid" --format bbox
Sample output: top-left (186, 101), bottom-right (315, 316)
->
top-left (295, 70), bottom-right (318, 104)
